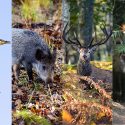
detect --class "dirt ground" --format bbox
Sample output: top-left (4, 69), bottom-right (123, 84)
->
top-left (112, 102), bottom-right (125, 125)
top-left (91, 65), bottom-right (112, 84)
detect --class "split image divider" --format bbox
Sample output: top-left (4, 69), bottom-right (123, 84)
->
top-left (0, 0), bottom-right (11, 124)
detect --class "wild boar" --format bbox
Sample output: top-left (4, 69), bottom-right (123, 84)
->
top-left (12, 28), bottom-right (56, 84)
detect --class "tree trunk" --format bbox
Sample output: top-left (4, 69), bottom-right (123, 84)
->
top-left (113, 0), bottom-right (125, 103)
top-left (78, 0), bottom-right (94, 47)
top-left (106, 0), bottom-right (113, 57)
top-left (62, 0), bottom-right (70, 64)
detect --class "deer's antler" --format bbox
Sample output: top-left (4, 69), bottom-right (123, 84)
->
top-left (62, 22), bottom-right (82, 48)
top-left (63, 23), bottom-right (112, 49)
top-left (90, 25), bottom-right (112, 48)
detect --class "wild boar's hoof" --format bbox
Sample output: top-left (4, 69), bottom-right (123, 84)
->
top-left (28, 80), bottom-right (33, 84)
top-left (46, 78), bottom-right (52, 84)
top-left (48, 83), bottom-right (53, 89)
top-left (35, 77), bottom-right (44, 83)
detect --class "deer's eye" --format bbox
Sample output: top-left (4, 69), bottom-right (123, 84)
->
top-left (88, 50), bottom-right (91, 53)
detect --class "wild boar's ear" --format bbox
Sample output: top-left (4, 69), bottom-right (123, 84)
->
top-left (35, 49), bottom-right (45, 61)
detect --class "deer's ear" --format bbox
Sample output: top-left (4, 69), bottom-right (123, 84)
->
top-left (35, 49), bottom-right (45, 61)
top-left (89, 46), bottom-right (97, 53)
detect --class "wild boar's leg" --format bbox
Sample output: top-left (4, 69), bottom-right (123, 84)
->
top-left (24, 63), bottom-right (33, 82)
top-left (12, 64), bottom-right (20, 83)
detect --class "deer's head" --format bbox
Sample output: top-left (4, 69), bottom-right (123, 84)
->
top-left (62, 23), bottom-right (112, 62)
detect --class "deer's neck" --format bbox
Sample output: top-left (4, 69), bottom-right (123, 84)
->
top-left (77, 58), bottom-right (92, 76)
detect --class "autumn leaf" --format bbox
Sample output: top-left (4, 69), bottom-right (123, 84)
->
top-left (90, 121), bottom-right (96, 125)
top-left (91, 61), bottom-right (112, 71)
top-left (97, 112), bottom-right (106, 120)
top-left (62, 109), bottom-right (73, 123)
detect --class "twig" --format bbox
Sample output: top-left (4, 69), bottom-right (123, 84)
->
top-left (72, 111), bottom-right (82, 124)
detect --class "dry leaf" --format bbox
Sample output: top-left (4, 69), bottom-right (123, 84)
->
top-left (62, 109), bottom-right (73, 123)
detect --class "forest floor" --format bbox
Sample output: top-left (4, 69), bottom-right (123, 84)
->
top-left (92, 63), bottom-right (125, 125)
top-left (12, 62), bottom-right (115, 125)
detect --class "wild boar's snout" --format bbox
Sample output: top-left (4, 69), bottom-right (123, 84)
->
top-left (46, 78), bottom-right (53, 84)
top-left (45, 68), bottom-right (54, 84)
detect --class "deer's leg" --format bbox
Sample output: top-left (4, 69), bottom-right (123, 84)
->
top-left (12, 64), bottom-right (20, 83)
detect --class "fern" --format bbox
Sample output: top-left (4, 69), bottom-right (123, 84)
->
top-left (114, 45), bottom-right (125, 54)
top-left (112, 30), bottom-right (125, 44)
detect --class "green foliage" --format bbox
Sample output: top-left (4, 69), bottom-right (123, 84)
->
top-left (39, 0), bottom-right (51, 8)
top-left (20, 0), bottom-right (51, 22)
top-left (21, 0), bottom-right (40, 22)
top-left (114, 45), bottom-right (125, 54)
top-left (112, 30), bottom-right (125, 43)
top-left (94, 0), bottom-right (113, 25)
top-left (63, 64), bottom-right (77, 71)
top-left (113, 31), bottom-right (123, 39)
top-left (112, 23), bottom-right (125, 44)
top-left (67, 0), bottom-right (79, 26)
top-left (14, 110), bottom-right (51, 125)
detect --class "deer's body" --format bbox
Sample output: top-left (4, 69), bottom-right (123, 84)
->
top-left (77, 48), bottom-right (92, 76)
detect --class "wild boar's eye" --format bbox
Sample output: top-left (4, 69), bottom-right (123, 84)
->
top-left (42, 66), bottom-right (46, 70)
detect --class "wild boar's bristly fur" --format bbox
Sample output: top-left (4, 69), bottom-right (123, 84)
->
top-left (12, 28), bottom-right (56, 84)
top-left (12, 29), bottom-right (49, 63)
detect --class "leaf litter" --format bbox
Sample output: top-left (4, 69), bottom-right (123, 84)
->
top-left (12, 62), bottom-right (112, 125)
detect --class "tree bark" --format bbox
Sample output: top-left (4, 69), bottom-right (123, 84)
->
top-left (78, 0), bottom-right (94, 47)
top-left (62, 0), bottom-right (70, 63)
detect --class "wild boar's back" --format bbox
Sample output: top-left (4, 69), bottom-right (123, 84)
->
top-left (12, 28), bottom-right (50, 64)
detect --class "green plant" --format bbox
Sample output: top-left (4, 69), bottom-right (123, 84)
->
top-left (114, 45), bottom-right (125, 54)
top-left (112, 30), bottom-right (125, 44)
top-left (14, 110), bottom-right (51, 125)
top-left (21, 0), bottom-right (40, 23)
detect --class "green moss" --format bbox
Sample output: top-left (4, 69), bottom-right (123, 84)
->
top-left (14, 110), bottom-right (51, 125)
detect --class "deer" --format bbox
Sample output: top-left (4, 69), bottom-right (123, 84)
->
top-left (62, 23), bottom-right (112, 77)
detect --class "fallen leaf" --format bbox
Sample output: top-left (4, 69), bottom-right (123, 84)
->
top-left (62, 109), bottom-right (73, 123)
